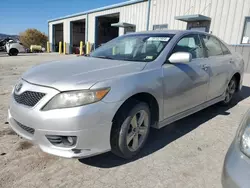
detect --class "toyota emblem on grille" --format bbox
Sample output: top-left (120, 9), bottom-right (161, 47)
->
top-left (15, 83), bottom-right (23, 93)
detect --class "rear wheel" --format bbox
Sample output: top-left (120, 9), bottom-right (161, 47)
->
top-left (111, 101), bottom-right (150, 159)
top-left (221, 77), bottom-right (237, 105)
top-left (8, 48), bottom-right (19, 56)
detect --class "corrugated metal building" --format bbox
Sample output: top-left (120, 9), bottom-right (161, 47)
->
top-left (48, 0), bottom-right (250, 54)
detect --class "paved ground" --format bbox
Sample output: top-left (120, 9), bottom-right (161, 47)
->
top-left (0, 53), bottom-right (250, 188)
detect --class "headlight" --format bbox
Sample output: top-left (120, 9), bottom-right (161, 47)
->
top-left (238, 109), bottom-right (250, 157)
top-left (42, 88), bottom-right (110, 110)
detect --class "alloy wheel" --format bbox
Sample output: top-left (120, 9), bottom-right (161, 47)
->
top-left (224, 79), bottom-right (236, 103)
top-left (126, 110), bottom-right (149, 152)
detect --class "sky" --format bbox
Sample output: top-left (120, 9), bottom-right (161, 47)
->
top-left (0, 0), bottom-right (126, 35)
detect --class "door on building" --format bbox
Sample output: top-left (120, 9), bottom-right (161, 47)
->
top-left (70, 20), bottom-right (86, 54)
top-left (187, 20), bottom-right (211, 32)
top-left (53, 23), bottom-right (64, 52)
top-left (162, 34), bottom-right (209, 119)
top-left (175, 14), bottom-right (211, 33)
top-left (190, 27), bottom-right (207, 32)
top-left (95, 13), bottom-right (120, 48)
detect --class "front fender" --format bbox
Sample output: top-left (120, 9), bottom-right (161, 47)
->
top-left (90, 68), bottom-right (165, 121)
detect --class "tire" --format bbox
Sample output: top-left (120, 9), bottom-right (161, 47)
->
top-left (221, 77), bottom-right (237, 105)
top-left (8, 48), bottom-right (19, 56)
top-left (111, 100), bottom-right (151, 159)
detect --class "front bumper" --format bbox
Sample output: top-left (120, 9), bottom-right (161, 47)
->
top-left (222, 142), bottom-right (250, 188)
top-left (8, 80), bottom-right (123, 158)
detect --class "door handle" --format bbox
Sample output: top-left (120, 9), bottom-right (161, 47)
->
top-left (230, 59), bottom-right (234, 64)
top-left (200, 64), bottom-right (209, 71)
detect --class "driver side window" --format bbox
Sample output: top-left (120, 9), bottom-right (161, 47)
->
top-left (172, 34), bottom-right (205, 59)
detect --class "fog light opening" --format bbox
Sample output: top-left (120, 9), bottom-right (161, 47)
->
top-left (63, 136), bottom-right (77, 146)
top-left (46, 135), bottom-right (77, 147)
top-left (67, 136), bottom-right (75, 146)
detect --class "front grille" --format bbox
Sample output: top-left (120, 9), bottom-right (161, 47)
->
top-left (16, 120), bottom-right (35, 135)
top-left (14, 91), bottom-right (45, 107)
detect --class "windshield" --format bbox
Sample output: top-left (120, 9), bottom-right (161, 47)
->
top-left (90, 34), bottom-right (174, 62)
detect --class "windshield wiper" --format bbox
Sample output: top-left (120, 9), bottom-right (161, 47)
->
top-left (93, 55), bottom-right (114, 60)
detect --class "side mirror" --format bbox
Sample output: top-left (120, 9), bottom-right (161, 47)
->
top-left (168, 52), bottom-right (192, 64)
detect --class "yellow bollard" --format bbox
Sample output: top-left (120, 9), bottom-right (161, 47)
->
top-left (63, 42), bottom-right (66, 55)
top-left (86, 42), bottom-right (91, 55)
top-left (59, 41), bottom-right (62, 54)
top-left (79, 41), bottom-right (83, 55)
top-left (47, 41), bottom-right (50, 53)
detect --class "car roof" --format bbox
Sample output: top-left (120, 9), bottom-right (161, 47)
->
top-left (127, 30), bottom-right (209, 36)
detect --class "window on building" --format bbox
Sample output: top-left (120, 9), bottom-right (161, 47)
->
top-left (172, 34), bottom-right (205, 59)
top-left (242, 17), bottom-right (250, 44)
top-left (200, 35), bottom-right (223, 57)
top-left (153, 24), bottom-right (168, 30)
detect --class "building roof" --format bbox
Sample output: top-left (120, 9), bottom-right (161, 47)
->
top-left (48, 0), bottom-right (148, 23)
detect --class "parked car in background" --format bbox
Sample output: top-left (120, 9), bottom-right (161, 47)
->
top-left (0, 37), bottom-right (14, 52)
top-left (6, 41), bottom-right (25, 56)
top-left (0, 39), bottom-right (6, 52)
top-left (8, 30), bottom-right (244, 159)
top-left (222, 109), bottom-right (250, 188)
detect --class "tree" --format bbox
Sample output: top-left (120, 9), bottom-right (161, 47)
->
top-left (19, 29), bottom-right (48, 48)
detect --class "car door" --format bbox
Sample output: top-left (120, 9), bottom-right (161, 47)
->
top-left (162, 34), bottom-right (210, 119)
top-left (200, 34), bottom-right (233, 101)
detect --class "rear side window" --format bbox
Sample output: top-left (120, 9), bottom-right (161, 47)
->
top-left (172, 34), bottom-right (205, 59)
top-left (200, 35), bottom-right (223, 57)
top-left (220, 42), bottom-right (231, 55)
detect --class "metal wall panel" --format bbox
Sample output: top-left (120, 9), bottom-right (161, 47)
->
top-left (48, 0), bottom-right (250, 53)
top-left (149, 0), bottom-right (250, 44)
top-left (229, 45), bottom-right (250, 73)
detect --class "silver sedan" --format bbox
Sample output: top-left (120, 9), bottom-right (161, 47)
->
top-left (8, 30), bottom-right (244, 159)
top-left (222, 109), bottom-right (250, 188)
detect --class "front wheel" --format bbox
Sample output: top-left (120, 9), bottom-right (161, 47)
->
top-left (111, 101), bottom-right (151, 159)
top-left (221, 77), bottom-right (237, 105)
top-left (8, 48), bottom-right (19, 56)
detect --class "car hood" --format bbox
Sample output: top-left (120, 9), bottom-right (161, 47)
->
top-left (22, 57), bottom-right (146, 91)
